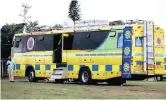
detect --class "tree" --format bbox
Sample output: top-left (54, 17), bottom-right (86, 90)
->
top-left (68, 0), bottom-right (81, 31)
top-left (1, 23), bottom-right (24, 58)
top-left (53, 24), bottom-right (63, 29)
top-left (27, 20), bottom-right (39, 32)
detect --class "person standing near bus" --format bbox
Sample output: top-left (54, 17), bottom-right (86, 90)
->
top-left (6, 56), bottom-right (15, 82)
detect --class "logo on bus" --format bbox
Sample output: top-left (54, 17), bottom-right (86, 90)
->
top-left (27, 37), bottom-right (34, 50)
top-left (125, 30), bottom-right (131, 39)
top-left (124, 62), bottom-right (130, 72)
top-left (156, 37), bottom-right (161, 45)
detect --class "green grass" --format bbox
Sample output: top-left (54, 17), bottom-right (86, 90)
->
top-left (1, 78), bottom-right (166, 99)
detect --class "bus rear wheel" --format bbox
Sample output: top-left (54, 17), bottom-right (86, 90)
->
top-left (28, 69), bottom-right (38, 82)
top-left (156, 76), bottom-right (163, 81)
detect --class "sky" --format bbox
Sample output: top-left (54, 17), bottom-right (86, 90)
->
top-left (0, 0), bottom-right (166, 39)
top-left (0, 0), bottom-right (166, 53)
top-left (0, 0), bottom-right (165, 27)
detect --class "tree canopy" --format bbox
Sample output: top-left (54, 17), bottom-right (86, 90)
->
top-left (68, 0), bottom-right (81, 30)
top-left (1, 23), bottom-right (24, 58)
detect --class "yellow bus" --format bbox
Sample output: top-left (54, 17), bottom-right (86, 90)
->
top-left (11, 20), bottom-right (166, 85)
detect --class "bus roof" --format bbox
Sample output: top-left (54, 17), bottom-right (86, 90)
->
top-left (14, 24), bottom-right (163, 36)
top-left (14, 25), bottom-right (127, 36)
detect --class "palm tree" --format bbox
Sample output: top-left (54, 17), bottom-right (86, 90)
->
top-left (68, 0), bottom-right (81, 31)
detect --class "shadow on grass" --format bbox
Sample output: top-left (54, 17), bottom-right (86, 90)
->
top-left (2, 78), bottom-right (143, 87)
top-left (46, 81), bottom-right (142, 87)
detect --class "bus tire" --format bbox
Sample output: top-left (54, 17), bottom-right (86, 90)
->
top-left (28, 69), bottom-right (38, 82)
top-left (156, 76), bottom-right (163, 81)
top-left (79, 68), bottom-right (92, 84)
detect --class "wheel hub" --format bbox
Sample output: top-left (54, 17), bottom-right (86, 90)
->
top-left (156, 76), bottom-right (161, 81)
top-left (30, 72), bottom-right (34, 80)
top-left (82, 71), bottom-right (89, 83)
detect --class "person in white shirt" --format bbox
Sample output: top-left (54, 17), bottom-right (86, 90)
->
top-left (6, 56), bottom-right (15, 82)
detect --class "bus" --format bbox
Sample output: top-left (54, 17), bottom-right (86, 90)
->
top-left (11, 20), bottom-right (166, 85)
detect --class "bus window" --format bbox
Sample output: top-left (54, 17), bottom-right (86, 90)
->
top-left (135, 37), bottom-right (143, 47)
top-left (13, 37), bottom-right (23, 53)
top-left (63, 34), bottom-right (74, 50)
top-left (65, 30), bottom-right (108, 50)
top-left (35, 34), bottom-right (54, 51)
top-left (117, 32), bottom-right (123, 48)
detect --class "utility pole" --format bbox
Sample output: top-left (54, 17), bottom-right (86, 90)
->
top-left (19, 3), bottom-right (32, 33)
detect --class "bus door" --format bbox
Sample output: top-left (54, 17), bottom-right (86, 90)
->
top-left (62, 33), bottom-right (73, 63)
top-left (53, 34), bottom-right (63, 64)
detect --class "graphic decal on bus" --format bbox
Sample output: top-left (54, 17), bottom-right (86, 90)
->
top-left (156, 37), bottom-right (161, 45)
top-left (27, 37), bottom-right (35, 50)
top-left (122, 27), bottom-right (132, 78)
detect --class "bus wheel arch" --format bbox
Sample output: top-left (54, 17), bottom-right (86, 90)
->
top-left (79, 66), bottom-right (92, 84)
top-left (25, 66), bottom-right (38, 82)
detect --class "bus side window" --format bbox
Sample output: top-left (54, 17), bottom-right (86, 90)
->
top-left (14, 41), bottom-right (19, 48)
top-left (135, 37), bottom-right (143, 47)
top-left (13, 37), bottom-right (23, 53)
top-left (14, 37), bottom-right (21, 48)
top-left (35, 35), bottom-right (54, 51)
top-left (117, 32), bottom-right (123, 48)
top-left (35, 35), bottom-right (45, 51)
top-left (63, 35), bottom-right (74, 50)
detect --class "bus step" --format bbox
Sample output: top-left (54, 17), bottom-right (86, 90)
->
top-left (148, 74), bottom-right (155, 75)
top-left (49, 67), bottom-right (67, 80)
top-left (147, 68), bottom-right (154, 70)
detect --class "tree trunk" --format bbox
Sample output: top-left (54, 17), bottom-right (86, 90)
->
top-left (74, 21), bottom-right (75, 32)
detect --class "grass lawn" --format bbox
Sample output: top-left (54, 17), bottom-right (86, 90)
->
top-left (1, 78), bottom-right (166, 99)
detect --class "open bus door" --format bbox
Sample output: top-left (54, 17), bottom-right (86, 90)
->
top-left (62, 33), bottom-right (71, 63)
top-left (52, 33), bottom-right (71, 64)
top-left (53, 34), bottom-right (62, 63)
top-left (50, 33), bottom-right (69, 82)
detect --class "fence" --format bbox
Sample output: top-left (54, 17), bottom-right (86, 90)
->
top-left (1, 58), bottom-right (8, 78)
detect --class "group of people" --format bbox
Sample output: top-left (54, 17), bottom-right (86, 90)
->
top-left (6, 56), bottom-right (15, 82)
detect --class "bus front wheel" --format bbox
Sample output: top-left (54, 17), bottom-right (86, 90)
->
top-left (79, 68), bottom-right (92, 84)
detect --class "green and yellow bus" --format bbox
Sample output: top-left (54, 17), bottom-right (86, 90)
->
top-left (11, 20), bottom-right (166, 85)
